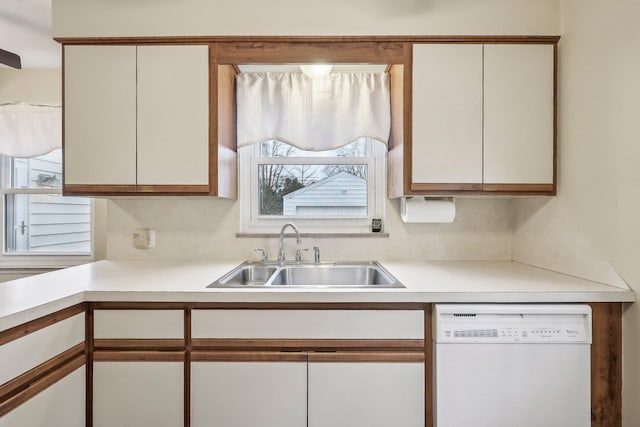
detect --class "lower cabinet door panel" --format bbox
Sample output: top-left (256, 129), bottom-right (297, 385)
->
top-left (93, 362), bottom-right (183, 427)
top-left (191, 361), bottom-right (307, 427)
top-left (0, 366), bottom-right (85, 427)
top-left (308, 362), bottom-right (425, 427)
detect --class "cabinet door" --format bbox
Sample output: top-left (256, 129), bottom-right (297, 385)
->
top-left (412, 44), bottom-right (483, 190)
top-left (308, 360), bottom-right (425, 427)
top-left (64, 45), bottom-right (137, 186)
top-left (0, 366), bottom-right (85, 427)
top-left (137, 45), bottom-right (209, 186)
top-left (191, 361), bottom-right (307, 427)
top-left (483, 44), bottom-right (555, 186)
top-left (93, 362), bottom-right (183, 427)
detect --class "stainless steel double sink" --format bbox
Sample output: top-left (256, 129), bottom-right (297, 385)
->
top-left (207, 261), bottom-right (404, 288)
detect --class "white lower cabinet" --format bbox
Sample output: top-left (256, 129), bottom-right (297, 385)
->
top-left (93, 362), bottom-right (183, 427)
top-left (191, 361), bottom-right (307, 427)
top-left (190, 358), bottom-right (425, 427)
top-left (0, 367), bottom-right (85, 427)
top-left (308, 362), bottom-right (425, 427)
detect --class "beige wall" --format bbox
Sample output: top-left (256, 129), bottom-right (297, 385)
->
top-left (0, 69), bottom-right (62, 104)
top-left (106, 198), bottom-right (513, 261)
top-left (512, 1), bottom-right (640, 423)
top-left (53, 0), bottom-right (559, 37)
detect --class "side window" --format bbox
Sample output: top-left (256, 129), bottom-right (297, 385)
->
top-left (1, 149), bottom-right (93, 259)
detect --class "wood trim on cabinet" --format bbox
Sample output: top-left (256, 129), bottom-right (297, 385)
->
top-left (63, 184), bottom-right (137, 196)
top-left (184, 308), bottom-right (191, 427)
top-left (86, 306), bottom-right (94, 427)
top-left (89, 302), bottom-right (191, 310)
top-left (55, 35), bottom-right (561, 45)
top-left (214, 60), bottom-right (238, 198)
top-left (307, 351), bottom-right (424, 363)
top-left (0, 354), bottom-right (85, 418)
top-left (135, 185), bottom-right (210, 194)
top-left (424, 304), bottom-right (433, 427)
top-left (0, 343), bottom-right (85, 404)
top-left (94, 339), bottom-right (186, 351)
top-left (93, 350), bottom-right (186, 362)
top-left (189, 302), bottom-right (428, 310)
top-left (191, 338), bottom-right (424, 352)
top-left (0, 303), bottom-right (85, 346)
top-left (552, 42), bottom-right (558, 196)
top-left (481, 183), bottom-right (555, 193)
top-left (403, 42), bottom-right (413, 196)
top-left (411, 183), bottom-right (484, 192)
top-left (213, 41), bottom-right (405, 64)
top-left (192, 350), bottom-right (307, 362)
top-left (589, 303), bottom-right (622, 427)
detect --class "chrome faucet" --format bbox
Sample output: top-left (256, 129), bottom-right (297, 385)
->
top-left (278, 223), bottom-right (301, 263)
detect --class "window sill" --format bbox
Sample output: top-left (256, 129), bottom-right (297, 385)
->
top-left (236, 232), bottom-right (389, 238)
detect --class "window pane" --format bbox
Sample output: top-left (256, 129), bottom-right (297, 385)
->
top-left (9, 149), bottom-right (63, 189)
top-left (260, 139), bottom-right (367, 158)
top-left (4, 194), bottom-right (91, 254)
top-left (258, 164), bottom-right (368, 217)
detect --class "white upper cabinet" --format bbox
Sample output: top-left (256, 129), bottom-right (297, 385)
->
top-left (483, 44), bottom-right (555, 185)
top-left (408, 41), bottom-right (556, 194)
top-left (63, 44), bottom-right (210, 193)
top-left (136, 45), bottom-right (209, 186)
top-left (412, 44), bottom-right (483, 186)
top-left (64, 45), bottom-right (137, 185)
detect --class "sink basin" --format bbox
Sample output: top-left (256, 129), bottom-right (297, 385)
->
top-left (211, 262), bottom-right (278, 287)
top-left (207, 261), bottom-right (404, 288)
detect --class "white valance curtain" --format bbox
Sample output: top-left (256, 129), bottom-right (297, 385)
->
top-left (236, 72), bottom-right (390, 151)
top-left (0, 103), bottom-right (62, 158)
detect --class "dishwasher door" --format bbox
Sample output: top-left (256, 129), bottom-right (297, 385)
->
top-left (433, 304), bottom-right (591, 427)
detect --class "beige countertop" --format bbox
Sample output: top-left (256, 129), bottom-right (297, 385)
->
top-left (0, 259), bottom-right (634, 331)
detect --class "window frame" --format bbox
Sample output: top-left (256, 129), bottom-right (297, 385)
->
top-left (239, 139), bottom-right (386, 234)
top-left (0, 153), bottom-right (94, 268)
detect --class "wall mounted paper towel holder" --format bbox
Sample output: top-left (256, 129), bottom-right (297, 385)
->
top-left (400, 197), bottom-right (456, 223)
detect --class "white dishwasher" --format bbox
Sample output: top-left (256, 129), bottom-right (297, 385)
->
top-left (433, 304), bottom-right (591, 427)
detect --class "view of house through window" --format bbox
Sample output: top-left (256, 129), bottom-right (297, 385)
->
top-left (1, 149), bottom-right (91, 255)
top-left (258, 139), bottom-right (369, 218)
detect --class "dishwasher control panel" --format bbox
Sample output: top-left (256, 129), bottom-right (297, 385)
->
top-left (434, 304), bottom-right (592, 344)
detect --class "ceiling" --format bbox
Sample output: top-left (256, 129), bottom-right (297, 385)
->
top-left (0, 0), bottom-right (60, 69)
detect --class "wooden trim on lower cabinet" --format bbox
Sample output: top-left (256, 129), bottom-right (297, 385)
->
top-left (191, 338), bottom-right (424, 352)
top-left (0, 303), bottom-right (85, 346)
top-left (589, 302), bottom-right (622, 427)
top-left (307, 351), bottom-right (425, 363)
top-left (0, 354), bottom-right (85, 417)
top-left (190, 302), bottom-right (427, 310)
top-left (86, 306), bottom-right (94, 427)
top-left (191, 351), bottom-right (307, 363)
top-left (94, 339), bottom-right (185, 351)
top-left (93, 350), bottom-right (185, 362)
top-left (424, 304), bottom-right (433, 427)
top-left (0, 343), bottom-right (85, 403)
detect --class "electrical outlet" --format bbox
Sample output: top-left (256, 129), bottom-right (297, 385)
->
top-left (133, 228), bottom-right (156, 249)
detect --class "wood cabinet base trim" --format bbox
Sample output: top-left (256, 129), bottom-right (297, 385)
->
top-left (94, 339), bottom-right (185, 351)
top-left (192, 338), bottom-right (424, 352)
top-left (482, 183), bottom-right (555, 193)
top-left (307, 351), bottom-right (424, 363)
top-left (93, 350), bottom-right (185, 362)
top-left (192, 350), bottom-right (307, 362)
top-left (411, 183), bottom-right (483, 192)
top-left (0, 353), bottom-right (85, 417)
top-left (0, 303), bottom-right (85, 346)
